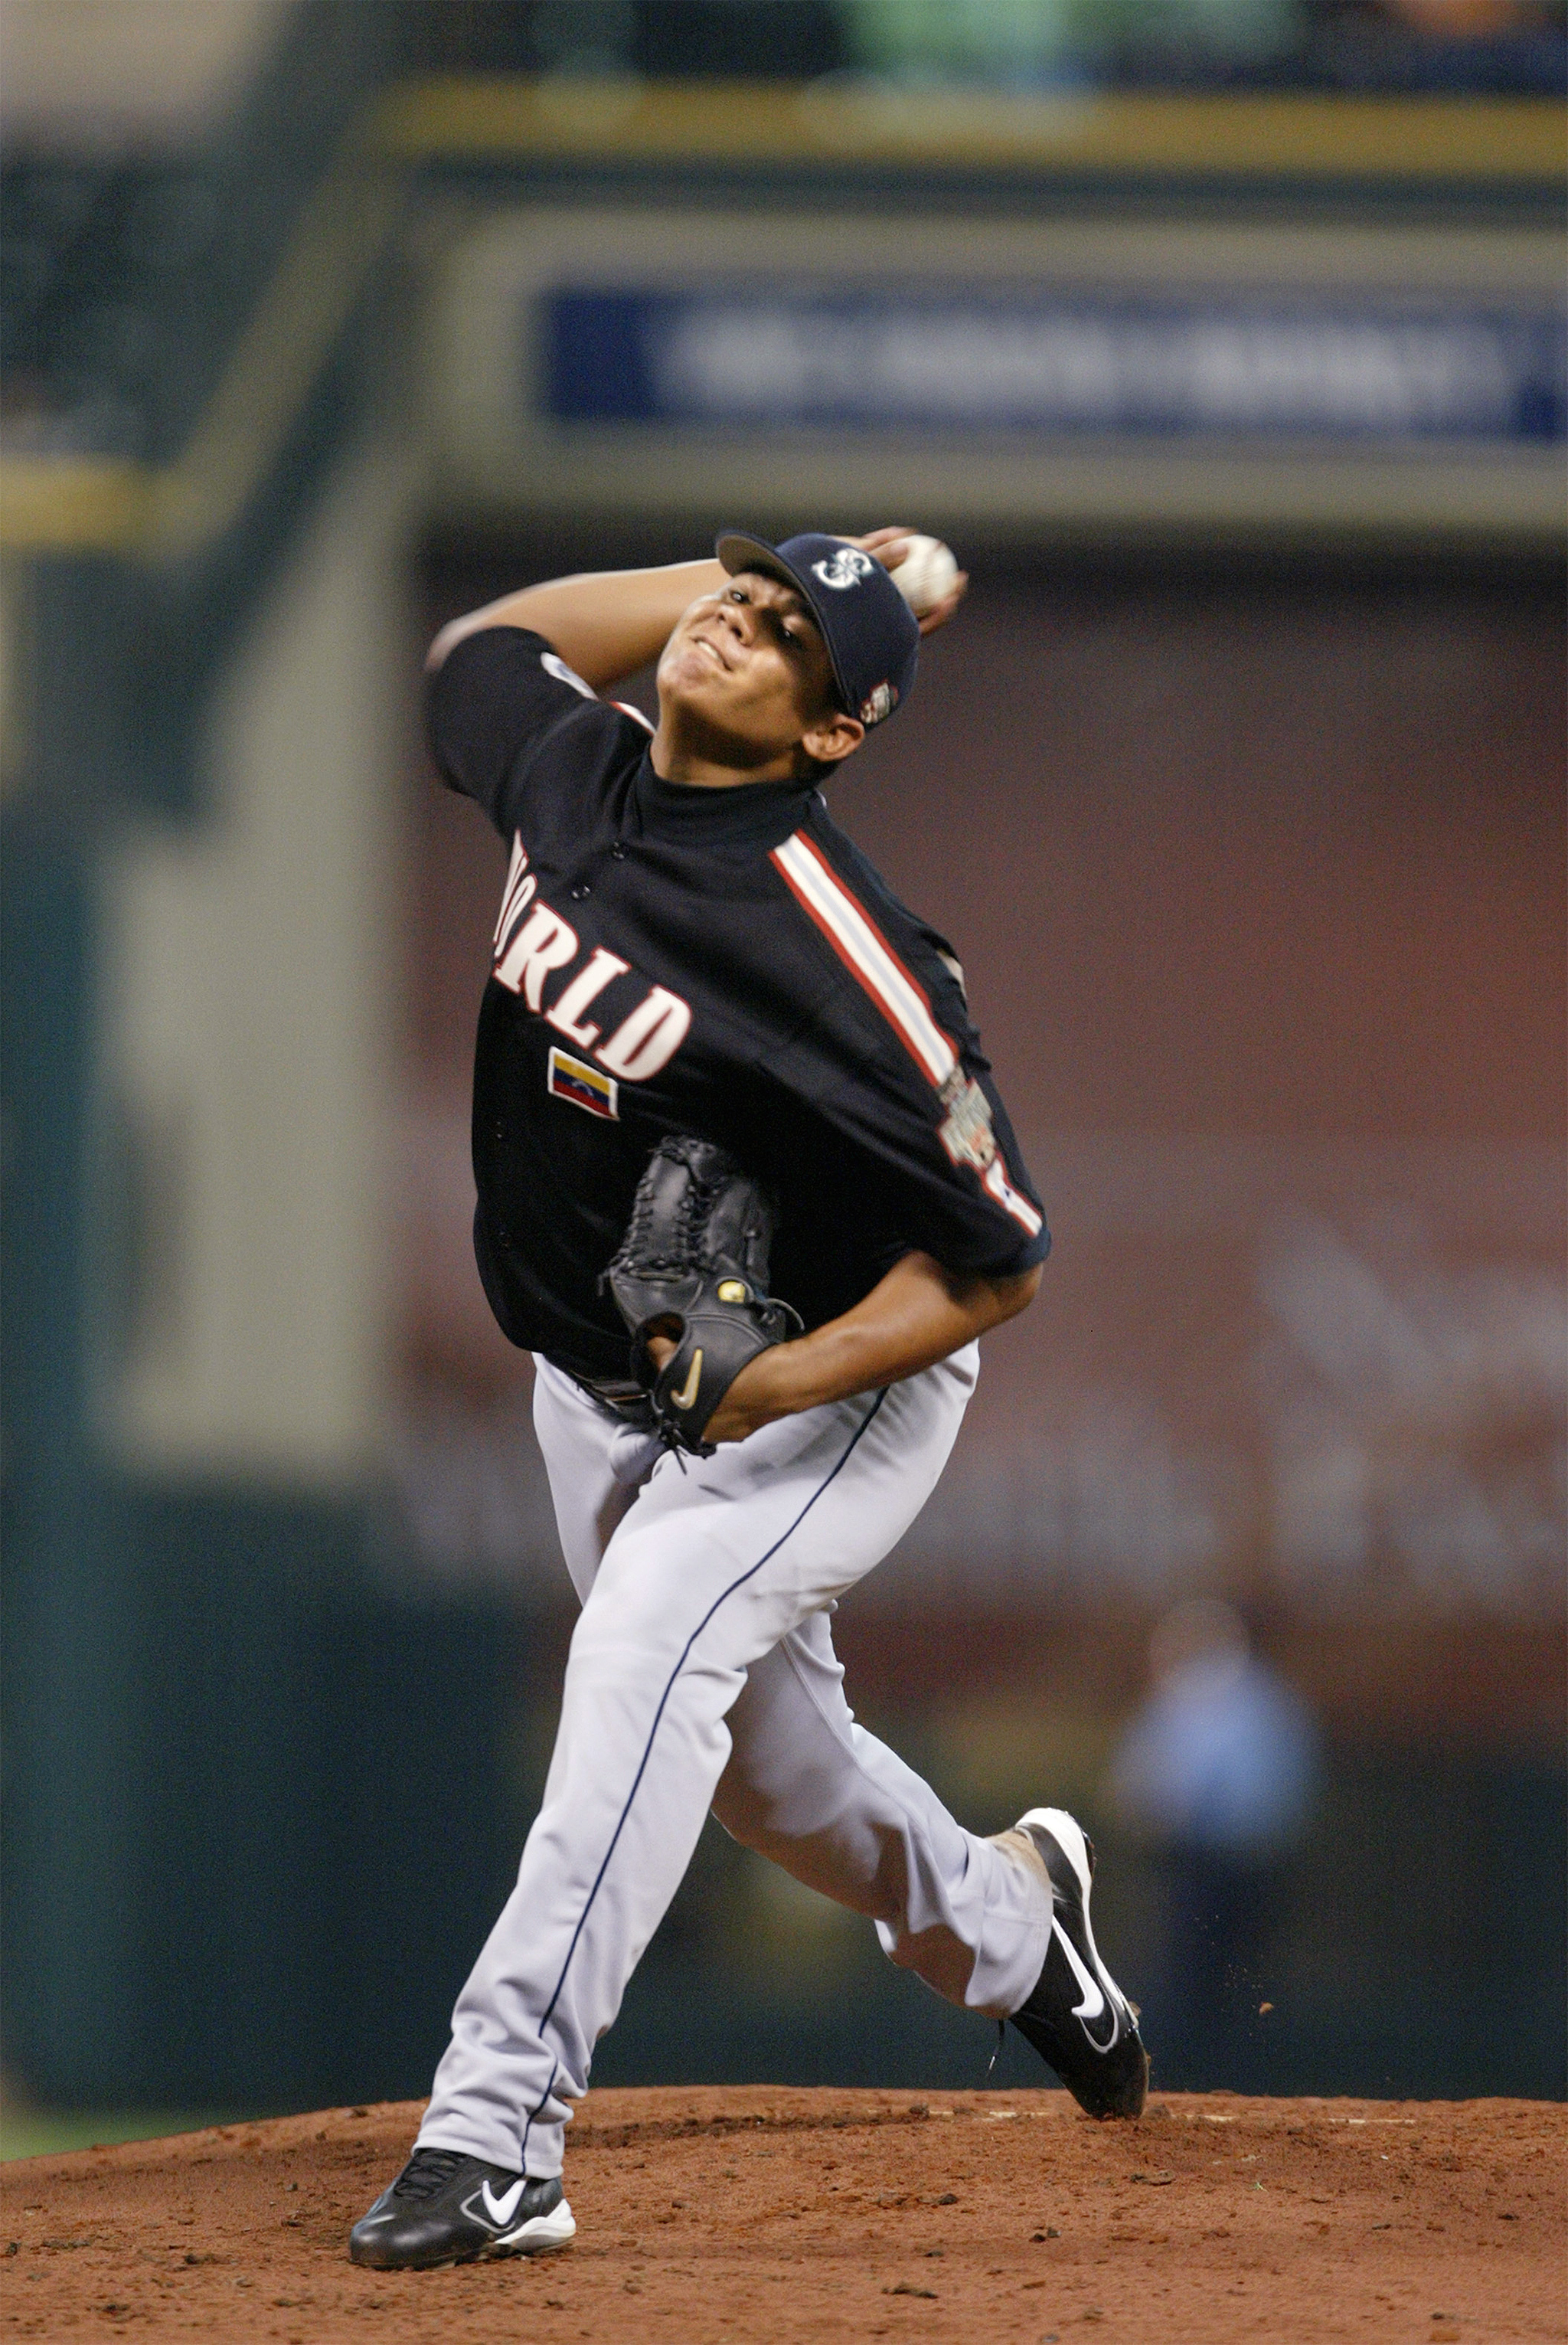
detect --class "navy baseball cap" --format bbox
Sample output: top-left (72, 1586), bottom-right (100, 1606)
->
top-left (715, 531), bottom-right (920, 730)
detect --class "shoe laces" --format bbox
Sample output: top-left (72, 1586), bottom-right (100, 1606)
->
top-left (392, 2147), bottom-right (470, 2201)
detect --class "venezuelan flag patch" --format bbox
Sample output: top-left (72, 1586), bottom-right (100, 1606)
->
top-left (547, 1045), bottom-right (619, 1120)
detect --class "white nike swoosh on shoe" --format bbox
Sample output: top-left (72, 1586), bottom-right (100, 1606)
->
top-left (470, 2177), bottom-right (528, 2228)
top-left (1053, 1915), bottom-right (1112, 2029)
top-left (670, 1350), bottom-right (703, 1411)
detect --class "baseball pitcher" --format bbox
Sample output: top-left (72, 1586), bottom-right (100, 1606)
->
top-left (351, 528), bottom-right (1148, 2271)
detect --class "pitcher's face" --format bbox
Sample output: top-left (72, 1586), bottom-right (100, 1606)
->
top-left (657, 572), bottom-right (843, 768)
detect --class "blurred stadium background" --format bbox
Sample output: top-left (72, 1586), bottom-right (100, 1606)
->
top-left (2, 0), bottom-right (1563, 2154)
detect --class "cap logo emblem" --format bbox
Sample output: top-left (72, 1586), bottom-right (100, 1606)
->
top-left (811, 548), bottom-right (876, 590)
top-left (859, 681), bottom-right (896, 725)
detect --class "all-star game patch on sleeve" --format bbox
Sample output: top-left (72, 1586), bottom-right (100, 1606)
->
top-left (426, 625), bottom-right (652, 839)
top-left (768, 822), bottom-right (1050, 1280)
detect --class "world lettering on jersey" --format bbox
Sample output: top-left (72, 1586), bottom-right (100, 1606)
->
top-left (491, 832), bottom-right (691, 1083)
top-left (427, 625), bottom-right (1048, 1384)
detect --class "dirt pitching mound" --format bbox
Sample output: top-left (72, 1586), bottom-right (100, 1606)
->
top-left (2, 2087), bottom-right (1560, 2343)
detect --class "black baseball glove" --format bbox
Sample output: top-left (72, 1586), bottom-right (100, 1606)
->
top-left (601, 1135), bottom-right (801, 1454)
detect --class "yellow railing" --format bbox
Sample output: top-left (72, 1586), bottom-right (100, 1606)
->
top-left (377, 79), bottom-right (1568, 182)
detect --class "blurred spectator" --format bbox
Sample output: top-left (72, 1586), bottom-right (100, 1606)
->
top-left (1111, 1598), bottom-right (1318, 2087)
top-left (842, 0), bottom-right (1304, 80)
top-left (841, 0), bottom-right (1563, 83)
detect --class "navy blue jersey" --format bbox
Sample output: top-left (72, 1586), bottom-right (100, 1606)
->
top-left (428, 626), bottom-right (1049, 1384)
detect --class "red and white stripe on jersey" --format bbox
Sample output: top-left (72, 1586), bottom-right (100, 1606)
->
top-left (983, 1153), bottom-right (1044, 1237)
top-left (539, 646), bottom-right (655, 735)
top-left (770, 830), bottom-right (1042, 1238)
top-left (771, 833), bottom-right (957, 1086)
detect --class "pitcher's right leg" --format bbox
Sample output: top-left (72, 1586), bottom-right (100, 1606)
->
top-left (713, 1611), bottom-right (1148, 2114)
top-left (711, 1607), bottom-right (1049, 2016)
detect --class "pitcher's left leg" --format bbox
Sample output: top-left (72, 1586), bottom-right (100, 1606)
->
top-left (416, 1349), bottom-right (975, 2184)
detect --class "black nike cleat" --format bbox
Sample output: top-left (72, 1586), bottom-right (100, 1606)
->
top-left (348, 2146), bottom-right (575, 2270)
top-left (998, 1806), bottom-right (1149, 2120)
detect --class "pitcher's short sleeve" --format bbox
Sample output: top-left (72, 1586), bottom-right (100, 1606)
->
top-left (426, 626), bottom-right (625, 837)
top-left (766, 825), bottom-right (1049, 1280)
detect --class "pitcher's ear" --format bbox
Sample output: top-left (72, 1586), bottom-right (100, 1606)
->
top-left (799, 710), bottom-right (865, 769)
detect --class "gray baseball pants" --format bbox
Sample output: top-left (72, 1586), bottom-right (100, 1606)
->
top-left (416, 1348), bottom-right (1050, 2180)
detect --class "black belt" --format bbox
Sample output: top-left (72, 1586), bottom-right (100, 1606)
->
top-left (568, 1370), bottom-right (656, 1428)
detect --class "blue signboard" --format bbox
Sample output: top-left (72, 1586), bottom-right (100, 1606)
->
top-left (544, 286), bottom-right (1566, 445)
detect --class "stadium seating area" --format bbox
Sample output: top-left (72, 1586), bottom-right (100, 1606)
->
top-left (430, 0), bottom-right (1567, 93)
top-left (2, 0), bottom-right (1561, 477)
top-left (1, 161), bottom-right (206, 458)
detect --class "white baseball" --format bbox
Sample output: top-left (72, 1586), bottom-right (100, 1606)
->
top-left (889, 535), bottom-right (959, 617)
